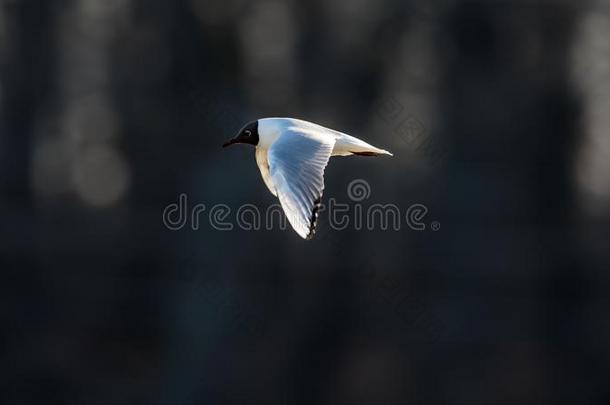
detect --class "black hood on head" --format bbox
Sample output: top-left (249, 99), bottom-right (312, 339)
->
top-left (222, 120), bottom-right (259, 148)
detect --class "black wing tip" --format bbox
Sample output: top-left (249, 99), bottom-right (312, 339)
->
top-left (305, 196), bottom-right (322, 240)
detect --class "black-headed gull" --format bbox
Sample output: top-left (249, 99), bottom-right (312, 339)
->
top-left (223, 118), bottom-right (392, 239)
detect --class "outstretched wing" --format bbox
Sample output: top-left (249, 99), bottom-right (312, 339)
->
top-left (267, 127), bottom-right (335, 239)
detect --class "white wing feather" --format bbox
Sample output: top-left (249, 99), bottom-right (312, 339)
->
top-left (267, 127), bottom-right (335, 239)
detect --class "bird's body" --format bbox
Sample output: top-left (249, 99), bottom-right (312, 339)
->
top-left (256, 118), bottom-right (393, 157)
top-left (223, 117), bottom-right (392, 239)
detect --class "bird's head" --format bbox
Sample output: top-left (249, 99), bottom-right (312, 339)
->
top-left (222, 120), bottom-right (259, 148)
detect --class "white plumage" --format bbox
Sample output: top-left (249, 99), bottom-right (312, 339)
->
top-left (224, 117), bottom-right (392, 239)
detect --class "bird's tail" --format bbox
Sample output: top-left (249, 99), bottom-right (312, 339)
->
top-left (334, 133), bottom-right (393, 157)
top-left (351, 149), bottom-right (393, 157)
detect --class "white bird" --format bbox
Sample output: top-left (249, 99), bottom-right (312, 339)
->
top-left (223, 118), bottom-right (392, 239)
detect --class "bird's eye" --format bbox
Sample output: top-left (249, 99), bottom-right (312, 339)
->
top-left (244, 130), bottom-right (251, 137)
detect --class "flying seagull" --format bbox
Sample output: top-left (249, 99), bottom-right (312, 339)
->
top-left (223, 118), bottom-right (392, 240)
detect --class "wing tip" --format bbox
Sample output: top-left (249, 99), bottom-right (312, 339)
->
top-left (304, 196), bottom-right (322, 240)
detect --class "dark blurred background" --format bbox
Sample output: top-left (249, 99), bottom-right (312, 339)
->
top-left (2, 0), bottom-right (610, 404)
